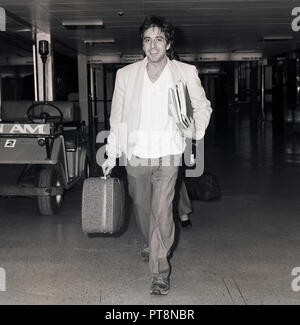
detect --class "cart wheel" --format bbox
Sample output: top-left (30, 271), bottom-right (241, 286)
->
top-left (37, 168), bottom-right (64, 215)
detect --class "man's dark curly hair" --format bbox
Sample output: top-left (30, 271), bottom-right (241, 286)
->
top-left (139, 15), bottom-right (175, 59)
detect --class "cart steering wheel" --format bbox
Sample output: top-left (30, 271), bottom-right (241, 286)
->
top-left (26, 102), bottom-right (64, 123)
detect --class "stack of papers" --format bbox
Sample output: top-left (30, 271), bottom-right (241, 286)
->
top-left (168, 81), bottom-right (193, 128)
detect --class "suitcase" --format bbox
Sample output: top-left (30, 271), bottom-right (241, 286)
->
top-left (82, 176), bottom-right (125, 234)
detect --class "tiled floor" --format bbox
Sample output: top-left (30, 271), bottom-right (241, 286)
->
top-left (1, 107), bottom-right (300, 305)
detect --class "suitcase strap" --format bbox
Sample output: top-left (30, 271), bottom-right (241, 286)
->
top-left (101, 174), bottom-right (111, 180)
top-left (101, 179), bottom-right (107, 231)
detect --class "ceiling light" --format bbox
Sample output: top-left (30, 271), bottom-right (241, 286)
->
top-left (62, 19), bottom-right (104, 30)
top-left (232, 49), bottom-right (259, 53)
top-left (14, 28), bottom-right (31, 32)
top-left (83, 38), bottom-right (115, 44)
top-left (262, 36), bottom-right (293, 41)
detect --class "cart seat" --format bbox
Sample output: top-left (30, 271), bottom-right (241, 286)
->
top-left (1, 100), bottom-right (80, 123)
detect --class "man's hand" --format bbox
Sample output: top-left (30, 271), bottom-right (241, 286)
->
top-left (101, 157), bottom-right (116, 177)
top-left (177, 116), bottom-right (196, 139)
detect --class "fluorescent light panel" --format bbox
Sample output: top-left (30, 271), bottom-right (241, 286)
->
top-left (84, 38), bottom-right (115, 44)
top-left (262, 36), bottom-right (293, 41)
top-left (232, 49), bottom-right (260, 53)
top-left (62, 19), bottom-right (104, 29)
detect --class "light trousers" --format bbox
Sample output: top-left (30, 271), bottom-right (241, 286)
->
top-left (126, 155), bottom-right (180, 279)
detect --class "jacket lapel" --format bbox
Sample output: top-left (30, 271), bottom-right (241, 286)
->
top-left (125, 58), bottom-right (147, 157)
top-left (167, 58), bottom-right (183, 87)
top-left (130, 57), bottom-right (147, 114)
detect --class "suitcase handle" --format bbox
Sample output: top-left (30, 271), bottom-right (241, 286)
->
top-left (101, 174), bottom-right (111, 180)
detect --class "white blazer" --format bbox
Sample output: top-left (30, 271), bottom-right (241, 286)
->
top-left (106, 57), bottom-right (212, 160)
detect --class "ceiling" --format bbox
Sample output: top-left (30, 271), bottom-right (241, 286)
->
top-left (0, 0), bottom-right (300, 61)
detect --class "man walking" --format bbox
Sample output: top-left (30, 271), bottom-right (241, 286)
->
top-left (102, 15), bottom-right (212, 295)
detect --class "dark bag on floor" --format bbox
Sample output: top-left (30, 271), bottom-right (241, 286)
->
top-left (82, 176), bottom-right (125, 234)
top-left (184, 172), bottom-right (221, 201)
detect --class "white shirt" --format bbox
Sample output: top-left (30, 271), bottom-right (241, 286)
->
top-left (133, 64), bottom-right (185, 158)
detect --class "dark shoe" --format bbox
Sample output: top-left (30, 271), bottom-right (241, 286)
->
top-left (180, 219), bottom-right (192, 228)
top-left (141, 246), bottom-right (149, 262)
top-left (150, 277), bottom-right (170, 295)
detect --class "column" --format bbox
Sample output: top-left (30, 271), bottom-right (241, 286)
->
top-left (272, 59), bottom-right (284, 131)
top-left (34, 32), bottom-right (54, 101)
top-left (250, 61), bottom-right (258, 119)
top-left (77, 54), bottom-right (89, 125)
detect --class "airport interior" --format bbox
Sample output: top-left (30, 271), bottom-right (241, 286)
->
top-left (1, 0), bottom-right (300, 305)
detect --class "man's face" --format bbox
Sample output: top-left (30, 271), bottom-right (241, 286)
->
top-left (142, 26), bottom-right (170, 63)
